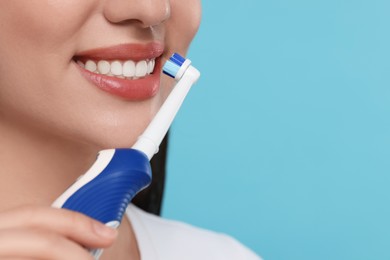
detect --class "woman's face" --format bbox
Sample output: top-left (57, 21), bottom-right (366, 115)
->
top-left (0, 0), bottom-right (201, 149)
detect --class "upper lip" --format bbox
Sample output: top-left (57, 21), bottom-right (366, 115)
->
top-left (73, 42), bottom-right (164, 61)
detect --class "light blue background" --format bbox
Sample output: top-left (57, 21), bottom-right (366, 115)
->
top-left (162, 1), bottom-right (390, 259)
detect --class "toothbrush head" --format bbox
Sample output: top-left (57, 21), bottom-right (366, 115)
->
top-left (132, 52), bottom-right (200, 160)
top-left (163, 53), bottom-right (192, 81)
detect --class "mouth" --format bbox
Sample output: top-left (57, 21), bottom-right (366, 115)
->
top-left (73, 42), bottom-right (164, 101)
top-left (75, 58), bottom-right (156, 80)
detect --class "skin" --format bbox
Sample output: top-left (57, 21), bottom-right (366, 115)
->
top-left (0, 0), bottom-right (201, 259)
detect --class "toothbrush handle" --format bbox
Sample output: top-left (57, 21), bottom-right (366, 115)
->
top-left (52, 148), bottom-right (152, 259)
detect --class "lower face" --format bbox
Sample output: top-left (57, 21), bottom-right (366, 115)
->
top-left (0, 0), bottom-right (201, 149)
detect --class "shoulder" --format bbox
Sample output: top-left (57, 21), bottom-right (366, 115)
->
top-left (127, 204), bottom-right (262, 260)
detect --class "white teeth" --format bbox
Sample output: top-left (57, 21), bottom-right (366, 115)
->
top-left (110, 61), bottom-right (122, 76)
top-left (97, 60), bottom-right (110, 75)
top-left (135, 60), bottom-right (148, 77)
top-left (85, 60), bottom-right (96, 72)
top-left (78, 59), bottom-right (155, 79)
top-left (147, 59), bottom-right (155, 74)
top-left (123, 60), bottom-right (136, 77)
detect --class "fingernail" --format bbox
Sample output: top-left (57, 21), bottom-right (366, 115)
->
top-left (93, 222), bottom-right (118, 238)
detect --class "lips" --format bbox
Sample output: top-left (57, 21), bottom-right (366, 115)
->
top-left (73, 42), bottom-right (164, 101)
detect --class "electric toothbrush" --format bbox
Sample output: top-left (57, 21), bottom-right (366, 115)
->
top-left (52, 53), bottom-right (200, 259)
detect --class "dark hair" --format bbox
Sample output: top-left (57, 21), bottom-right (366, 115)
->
top-left (132, 134), bottom-right (168, 215)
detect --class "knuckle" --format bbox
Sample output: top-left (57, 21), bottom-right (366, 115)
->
top-left (67, 210), bottom-right (92, 230)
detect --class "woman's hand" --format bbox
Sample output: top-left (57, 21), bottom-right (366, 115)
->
top-left (0, 205), bottom-right (117, 259)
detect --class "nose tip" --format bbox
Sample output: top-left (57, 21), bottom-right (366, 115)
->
top-left (104, 0), bottom-right (171, 28)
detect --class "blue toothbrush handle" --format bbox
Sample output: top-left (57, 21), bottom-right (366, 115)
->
top-left (60, 148), bottom-right (151, 224)
top-left (52, 148), bottom-right (152, 259)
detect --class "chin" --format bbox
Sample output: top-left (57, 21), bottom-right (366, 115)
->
top-left (75, 132), bottom-right (136, 151)
top-left (81, 117), bottom-right (153, 151)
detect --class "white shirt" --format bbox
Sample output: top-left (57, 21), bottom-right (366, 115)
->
top-left (126, 205), bottom-right (262, 260)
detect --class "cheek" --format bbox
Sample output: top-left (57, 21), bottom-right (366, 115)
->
top-left (0, 1), bottom-right (100, 144)
top-left (166, 0), bottom-right (202, 54)
top-left (0, 1), bottom-right (97, 96)
top-left (0, 1), bottom-right (95, 53)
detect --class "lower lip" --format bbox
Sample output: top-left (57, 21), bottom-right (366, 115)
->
top-left (75, 59), bottom-right (162, 101)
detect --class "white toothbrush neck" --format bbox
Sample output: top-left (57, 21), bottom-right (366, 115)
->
top-left (132, 65), bottom-right (200, 160)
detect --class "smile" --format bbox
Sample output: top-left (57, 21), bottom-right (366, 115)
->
top-left (76, 59), bottom-right (156, 80)
top-left (73, 42), bottom-right (164, 101)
